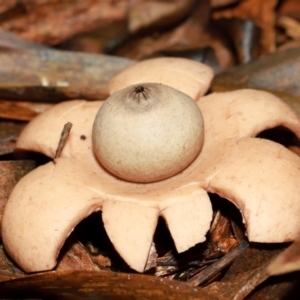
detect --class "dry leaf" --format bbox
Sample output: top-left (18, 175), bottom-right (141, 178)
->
top-left (128, 0), bottom-right (197, 33)
top-left (114, 0), bottom-right (234, 70)
top-left (0, 0), bottom-right (128, 45)
top-left (212, 0), bottom-right (277, 53)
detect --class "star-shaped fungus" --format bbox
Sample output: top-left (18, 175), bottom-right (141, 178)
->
top-left (3, 58), bottom-right (300, 274)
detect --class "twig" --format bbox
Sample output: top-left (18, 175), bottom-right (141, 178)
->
top-left (188, 240), bottom-right (249, 287)
top-left (157, 258), bottom-right (218, 267)
top-left (53, 122), bottom-right (72, 163)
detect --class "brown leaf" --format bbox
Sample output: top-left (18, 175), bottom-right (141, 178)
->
top-left (0, 0), bottom-right (128, 45)
top-left (212, 0), bottom-right (277, 53)
top-left (128, 0), bottom-right (197, 33)
top-left (114, 0), bottom-right (234, 70)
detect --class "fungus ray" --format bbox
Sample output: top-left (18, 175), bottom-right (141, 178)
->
top-left (198, 89), bottom-right (300, 147)
top-left (206, 137), bottom-right (300, 243)
top-left (2, 158), bottom-right (104, 272)
top-left (16, 100), bottom-right (103, 160)
top-left (102, 200), bottom-right (159, 272)
top-left (160, 188), bottom-right (212, 253)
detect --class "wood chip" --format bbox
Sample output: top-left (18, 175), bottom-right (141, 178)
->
top-left (188, 240), bottom-right (249, 287)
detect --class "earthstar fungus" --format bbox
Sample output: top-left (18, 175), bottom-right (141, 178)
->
top-left (3, 57), bottom-right (300, 274)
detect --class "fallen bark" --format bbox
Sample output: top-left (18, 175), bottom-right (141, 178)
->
top-left (0, 49), bottom-right (134, 102)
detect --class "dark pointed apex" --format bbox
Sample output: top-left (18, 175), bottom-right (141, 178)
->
top-left (134, 86), bottom-right (145, 94)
